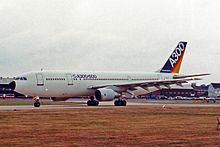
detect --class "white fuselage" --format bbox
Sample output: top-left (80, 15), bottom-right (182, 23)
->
top-left (14, 71), bottom-right (176, 98)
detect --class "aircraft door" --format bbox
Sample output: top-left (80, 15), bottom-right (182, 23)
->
top-left (36, 73), bottom-right (44, 86)
top-left (66, 73), bottom-right (73, 85)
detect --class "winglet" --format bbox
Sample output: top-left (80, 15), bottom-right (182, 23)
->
top-left (160, 41), bottom-right (187, 73)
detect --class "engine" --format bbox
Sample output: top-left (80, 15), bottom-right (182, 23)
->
top-left (95, 88), bottom-right (120, 101)
top-left (51, 97), bottom-right (69, 101)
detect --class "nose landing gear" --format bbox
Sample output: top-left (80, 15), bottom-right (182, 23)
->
top-left (33, 97), bottom-right (41, 107)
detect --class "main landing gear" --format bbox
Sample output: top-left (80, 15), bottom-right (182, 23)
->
top-left (87, 97), bottom-right (127, 106)
top-left (34, 97), bottom-right (41, 107)
top-left (114, 98), bottom-right (127, 106)
top-left (87, 96), bottom-right (99, 106)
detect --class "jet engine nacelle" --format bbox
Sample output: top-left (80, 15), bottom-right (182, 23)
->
top-left (51, 97), bottom-right (69, 101)
top-left (95, 88), bottom-right (120, 101)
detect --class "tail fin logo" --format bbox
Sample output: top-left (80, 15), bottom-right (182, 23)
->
top-left (169, 42), bottom-right (185, 68)
top-left (160, 41), bottom-right (187, 73)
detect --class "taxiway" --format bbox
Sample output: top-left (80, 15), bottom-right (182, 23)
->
top-left (0, 99), bottom-right (219, 110)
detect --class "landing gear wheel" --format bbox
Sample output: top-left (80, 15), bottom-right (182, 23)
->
top-left (34, 101), bottom-right (41, 107)
top-left (33, 96), bottom-right (41, 107)
top-left (122, 100), bottom-right (127, 106)
top-left (114, 99), bottom-right (127, 106)
top-left (87, 99), bottom-right (99, 106)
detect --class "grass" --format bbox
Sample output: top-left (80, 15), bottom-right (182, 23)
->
top-left (0, 106), bottom-right (220, 146)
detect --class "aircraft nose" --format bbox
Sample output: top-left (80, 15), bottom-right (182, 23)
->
top-left (9, 81), bottom-right (16, 90)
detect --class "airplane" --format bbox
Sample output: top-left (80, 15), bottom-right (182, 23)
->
top-left (9, 41), bottom-right (209, 107)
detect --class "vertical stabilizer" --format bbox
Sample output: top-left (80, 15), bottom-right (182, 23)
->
top-left (160, 41), bottom-right (187, 73)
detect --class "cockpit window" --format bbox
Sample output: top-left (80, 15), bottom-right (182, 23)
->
top-left (15, 77), bottom-right (27, 80)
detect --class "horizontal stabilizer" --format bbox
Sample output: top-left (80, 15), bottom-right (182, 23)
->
top-left (173, 73), bottom-right (210, 79)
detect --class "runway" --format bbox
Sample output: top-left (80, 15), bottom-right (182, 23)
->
top-left (0, 100), bottom-right (219, 110)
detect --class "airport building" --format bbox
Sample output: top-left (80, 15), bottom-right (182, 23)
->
top-left (0, 77), bottom-right (14, 98)
top-left (0, 77), bottom-right (14, 84)
top-left (192, 83), bottom-right (209, 97)
top-left (147, 83), bottom-right (209, 99)
top-left (0, 77), bottom-right (25, 98)
top-left (208, 83), bottom-right (220, 98)
top-left (160, 84), bottom-right (195, 98)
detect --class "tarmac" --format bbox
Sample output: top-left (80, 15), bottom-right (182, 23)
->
top-left (0, 99), bottom-right (219, 110)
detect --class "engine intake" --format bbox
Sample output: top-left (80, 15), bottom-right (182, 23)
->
top-left (95, 88), bottom-right (120, 101)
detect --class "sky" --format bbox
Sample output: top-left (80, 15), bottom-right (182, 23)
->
top-left (0, 0), bottom-right (220, 84)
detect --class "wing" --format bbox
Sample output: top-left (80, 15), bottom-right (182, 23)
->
top-left (88, 78), bottom-right (201, 92)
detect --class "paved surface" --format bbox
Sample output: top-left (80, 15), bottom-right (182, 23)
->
top-left (0, 100), bottom-right (219, 110)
